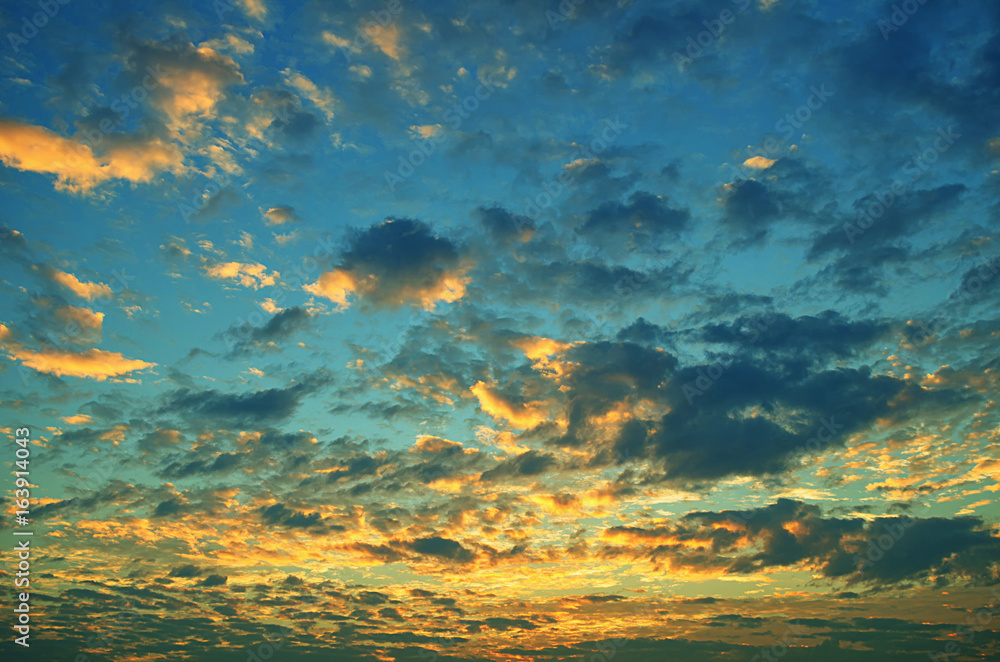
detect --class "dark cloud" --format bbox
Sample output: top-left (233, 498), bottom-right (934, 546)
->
top-left (168, 564), bottom-right (203, 578)
top-left (274, 109), bottom-right (322, 144)
top-left (480, 450), bottom-right (558, 482)
top-left (223, 306), bottom-right (311, 357)
top-left (315, 218), bottom-right (467, 309)
top-left (477, 206), bottom-right (536, 244)
top-left (700, 311), bottom-right (889, 363)
top-left (160, 370), bottom-right (330, 424)
top-left (162, 451), bottom-right (242, 478)
top-left (405, 536), bottom-right (476, 563)
top-left (720, 179), bottom-right (783, 242)
top-left (260, 503), bottom-right (334, 530)
top-left (810, 184), bottom-right (967, 258)
top-left (656, 499), bottom-right (1000, 585)
top-left (153, 498), bottom-right (185, 518)
top-left (579, 595), bottom-right (627, 603)
top-left (706, 614), bottom-right (765, 628)
top-left (602, 357), bottom-right (971, 483)
top-left (577, 191), bottom-right (690, 238)
top-left (200, 574), bottom-right (227, 587)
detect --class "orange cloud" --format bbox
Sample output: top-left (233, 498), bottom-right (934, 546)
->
top-left (0, 323), bottom-right (155, 381)
top-left (412, 436), bottom-right (465, 454)
top-left (510, 335), bottom-right (576, 380)
top-left (743, 156), bottom-right (777, 169)
top-left (471, 381), bottom-right (548, 429)
top-left (46, 269), bottom-right (113, 300)
top-left (237, 0), bottom-right (268, 20)
top-left (55, 305), bottom-right (104, 342)
top-left (148, 46), bottom-right (244, 132)
top-left (0, 119), bottom-right (184, 192)
top-left (368, 23), bottom-right (403, 60)
top-left (303, 269), bottom-right (358, 308)
top-left (601, 527), bottom-right (715, 551)
top-left (307, 268), bottom-right (471, 311)
top-left (61, 414), bottom-right (93, 425)
top-left (204, 261), bottom-right (280, 289)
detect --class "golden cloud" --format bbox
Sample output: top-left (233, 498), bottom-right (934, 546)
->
top-left (204, 261), bottom-right (280, 289)
top-left (61, 414), bottom-right (93, 425)
top-left (471, 381), bottom-right (548, 429)
top-left (303, 268), bottom-right (357, 308)
top-left (55, 305), bottom-right (105, 337)
top-left (743, 156), bottom-right (777, 169)
top-left (0, 323), bottom-right (155, 381)
top-left (0, 119), bottom-right (184, 193)
top-left (46, 269), bottom-right (113, 300)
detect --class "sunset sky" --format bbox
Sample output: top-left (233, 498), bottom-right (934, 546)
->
top-left (2, 0), bottom-right (1000, 660)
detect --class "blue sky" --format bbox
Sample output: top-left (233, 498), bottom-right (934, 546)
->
top-left (2, 0), bottom-right (1000, 660)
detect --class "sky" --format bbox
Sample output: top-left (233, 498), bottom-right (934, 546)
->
top-left (1, 0), bottom-right (1000, 659)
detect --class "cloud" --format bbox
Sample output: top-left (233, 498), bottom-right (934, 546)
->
top-left (259, 503), bottom-right (332, 530)
top-left (0, 119), bottom-right (185, 193)
top-left (160, 371), bottom-right (331, 424)
top-left (810, 184), bottom-right (967, 258)
top-left (699, 311), bottom-right (889, 363)
top-left (404, 536), bottom-right (476, 563)
top-left (470, 381), bottom-right (549, 430)
top-left (477, 206), bottom-right (535, 244)
top-left (223, 306), bottom-right (311, 356)
top-left (743, 156), bottom-right (777, 169)
top-left (261, 205), bottom-right (300, 225)
top-left (236, 0), bottom-right (267, 20)
top-left (126, 39), bottom-right (244, 133)
top-left (44, 268), bottom-right (114, 300)
top-left (54, 305), bottom-right (104, 343)
top-left (204, 261), bottom-right (280, 289)
top-left (283, 69), bottom-right (338, 121)
top-left (480, 450), bottom-right (558, 482)
top-left (303, 269), bottom-right (357, 309)
top-left (577, 191), bottom-right (690, 238)
top-left (162, 452), bottom-right (243, 478)
top-left (666, 499), bottom-right (1000, 586)
top-left (720, 179), bottom-right (783, 240)
top-left (200, 574), bottom-right (228, 587)
top-left (0, 323), bottom-right (155, 381)
top-left (167, 564), bottom-right (203, 578)
top-left (305, 219), bottom-right (471, 310)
